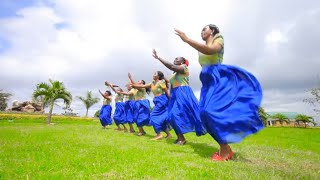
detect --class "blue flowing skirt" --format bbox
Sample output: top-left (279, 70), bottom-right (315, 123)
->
top-left (168, 86), bottom-right (206, 136)
top-left (150, 94), bottom-right (171, 133)
top-left (125, 100), bottom-right (135, 124)
top-left (99, 105), bottom-right (112, 126)
top-left (199, 64), bottom-right (264, 144)
top-left (134, 99), bottom-right (150, 127)
top-left (113, 102), bottom-right (126, 125)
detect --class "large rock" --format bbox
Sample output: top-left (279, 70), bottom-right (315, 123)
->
top-left (22, 104), bottom-right (35, 113)
top-left (8, 101), bottom-right (44, 113)
top-left (31, 103), bottom-right (42, 111)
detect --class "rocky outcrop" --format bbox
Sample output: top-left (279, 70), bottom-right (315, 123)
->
top-left (8, 101), bottom-right (44, 113)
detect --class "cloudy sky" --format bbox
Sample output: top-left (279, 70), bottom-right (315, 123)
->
top-left (0, 0), bottom-right (319, 120)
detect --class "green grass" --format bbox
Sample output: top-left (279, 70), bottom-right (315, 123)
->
top-left (0, 118), bottom-right (319, 179)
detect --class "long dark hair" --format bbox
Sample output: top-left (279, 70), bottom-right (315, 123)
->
top-left (157, 71), bottom-right (169, 89)
top-left (208, 24), bottom-right (220, 36)
top-left (105, 90), bottom-right (112, 96)
top-left (141, 80), bottom-right (151, 94)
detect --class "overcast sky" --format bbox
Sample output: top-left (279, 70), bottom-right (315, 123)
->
top-left (0, 0), bottom-right (319, 121)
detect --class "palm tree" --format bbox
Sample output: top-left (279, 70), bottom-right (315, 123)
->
top-left (258, 107), bottom-right (269, 126)
top-left (271, 113), bottom-right (289, 126)
top-left (33, 79), bottom-right (72, 124)
top-left (32, 95), bottom-right (61, 112)
top-left (77, 91), bottom-right (100, 117)
top-left (295, 114), bottom-right (315, 128)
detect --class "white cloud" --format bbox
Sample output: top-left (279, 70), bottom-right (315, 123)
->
top-left (1, 0), bottom-right (320, 118)
top-left (265, 29), bottom-right (287, 44)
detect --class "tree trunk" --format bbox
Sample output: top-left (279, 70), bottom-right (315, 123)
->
top-left (42, 102), bottom-right (45, 112)
top-left (85, 109), bottom-right (88, 117)
top-left (47, 101), bottom-right (54, 124)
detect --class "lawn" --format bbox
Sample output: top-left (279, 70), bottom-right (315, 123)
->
top-left (0, 115), bottom-right (319, 179)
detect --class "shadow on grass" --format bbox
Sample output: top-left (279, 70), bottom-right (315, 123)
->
top-left (163, 139), bottom-right (217, 159)
top-left (136, 133), bottom-right (154, 138)
top-left (187, 142), bottom-right (218, 159)
top-left (164, 139), bottom-right (250, 162)
top-left (164, 137), bottom-right (177, 144)
top-left (188, 143), bottom-right (250, 162)
top-left (230, 153), bottom-right (251, 162)
top-left (108, 128), bottom-right (155, 138)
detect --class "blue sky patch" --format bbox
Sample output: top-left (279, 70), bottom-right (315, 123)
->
top-left (54, 22), bottom-right (69, 30)
top-left (0, 36), bottom-right (11, 53)
top-left (0, 0), bottom-right (55, 18)
top-left (0, 0), bottom-right (37, 18)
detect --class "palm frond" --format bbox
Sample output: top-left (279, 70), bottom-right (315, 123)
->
top-left (55, 94), bottom-right (72, 106)
top-left (77, 96), bottom-right (86, 102)
top-left (36, 82), bottom-right (51, 90)
top-left (77, 91), bottom-right (100, 110)
top-left (33, 90), bottom-right (51, 99)
top-left (91, 97), bottom-right (100, 104)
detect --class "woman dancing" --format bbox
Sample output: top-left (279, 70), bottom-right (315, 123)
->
top-left (175, 24), bottom-right (264, 160)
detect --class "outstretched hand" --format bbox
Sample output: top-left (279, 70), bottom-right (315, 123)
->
top-left (152, 49), bottom-right (160, 60)
top-left (105, 81), bottom-right (110, 86)
top-left (174, 29), bottom-right (189, 42)
top-left (128, 72), bottom-right (132, 79)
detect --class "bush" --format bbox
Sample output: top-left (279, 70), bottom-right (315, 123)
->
top-left (94, 110), bottom-right (100, 118)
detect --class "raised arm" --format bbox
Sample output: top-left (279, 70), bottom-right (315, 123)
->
top-left (105, 81), bottom-right (119, 94)
top-left (118, 91), bottom-right (134, 96)
top-left (174, 29), bottom-right (222, 55)
top-left (128, 73), bottom-right (136, 84)
top-left (98, 89), bottom-right (111, 100)
top-left (131, 83), bottom-right (151, 89)
top-left (152, 49), bottom-right (185, 73)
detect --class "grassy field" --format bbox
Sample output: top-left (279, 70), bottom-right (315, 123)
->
top-left (0, 115), bottom-right (319, 179)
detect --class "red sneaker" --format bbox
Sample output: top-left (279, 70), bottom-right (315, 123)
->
top-left (211, 153), bottom-right (227, 161)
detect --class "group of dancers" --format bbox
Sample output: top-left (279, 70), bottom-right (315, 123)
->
top-left (98, 24), bottom-right (264, 161)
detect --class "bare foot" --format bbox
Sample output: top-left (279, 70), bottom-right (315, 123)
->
top-left (165, 134), bottom-right (172, 139)
top-left (151, 134), bottom-right (163, 140)
top-left (215, 144), bottom-right (231, 160)
top-left (137, 132), bottom-right (146, 136)
top-left (175, 140), bottom-right (187, 145)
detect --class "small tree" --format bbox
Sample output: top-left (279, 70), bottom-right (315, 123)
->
top-left (33, 79), bottom-right (72, 124)
top-left (295, 114), bottom-right (315, 128)
top-left (94, 110), bottom-right (100, 118)
top-left (77, 91), bottom-right (100, 117)
top-left (258, 107), bottom-right (269, 126)
top-left (0, 90), bottom-right (12, 111)
top-left (303, 87), bottom-right (320, 114)
top-left (61, 105), bottom-right (78, 117)
top-left (271, 113), bottom-right (289, 126)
